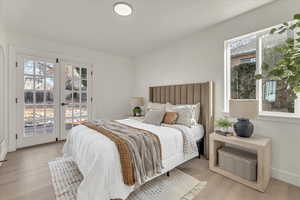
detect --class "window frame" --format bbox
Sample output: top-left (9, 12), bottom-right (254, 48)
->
top-left (224, 25), bottom-right (300, 119)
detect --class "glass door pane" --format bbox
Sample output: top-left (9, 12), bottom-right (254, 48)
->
top-left (61, 63), bottom-right (90, 138)
top-left (17, 56), bottom-right (58, 148)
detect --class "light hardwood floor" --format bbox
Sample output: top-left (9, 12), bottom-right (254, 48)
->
top-left (0, 142), bottom-right (299, 200)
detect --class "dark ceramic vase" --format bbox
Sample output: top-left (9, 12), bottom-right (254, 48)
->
top-left (233, 118), bottom-right (254, 138)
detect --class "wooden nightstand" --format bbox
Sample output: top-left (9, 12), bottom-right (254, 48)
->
top-left (209, 133), bottom-right (271, 192)
top-left (128, 116), bottom-right (145, 122)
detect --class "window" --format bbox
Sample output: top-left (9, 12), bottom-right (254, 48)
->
top-left (229, 35), bottom-right (257, 100)
top-left (225, 24), bottom-right (299, 117)
top-left (260, 31), bottom-right (295, 114)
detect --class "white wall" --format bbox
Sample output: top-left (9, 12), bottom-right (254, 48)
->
top-left (134, 0), bottom-right (300, 186)
top-left (0, 0), bottom-right (5, 143)
top-left (0, 0), bottom-right (9, 164)
top-left (6, 32), bottom-right (135, 152)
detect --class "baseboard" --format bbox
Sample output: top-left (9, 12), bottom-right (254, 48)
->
top-left (272, 168), bottom-right (300, 187)
top-left (0, 139), bottom-right (8, 167)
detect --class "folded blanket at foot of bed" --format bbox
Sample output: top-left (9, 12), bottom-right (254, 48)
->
top-left (81, 120), bottom-right (163, 186)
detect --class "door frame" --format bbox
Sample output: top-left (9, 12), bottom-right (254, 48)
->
top-left (8, 46), bottom-right (94, 151)
top-left (15, 54), bottom-right (60, 148)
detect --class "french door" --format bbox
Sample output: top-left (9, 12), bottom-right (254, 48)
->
top-left (59, 61), bottom-right (91, 139)
top-left (16, 55), bottom-right (92, 148)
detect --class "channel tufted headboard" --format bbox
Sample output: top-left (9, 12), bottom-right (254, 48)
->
top-left (149, 81), bottom-right (215, 159)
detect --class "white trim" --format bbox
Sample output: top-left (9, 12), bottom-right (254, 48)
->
top-left (3, 44), bottom-right (9, 157)
top-left (272, 168), bottom-right (300, 187)
top-left (223, 111), bottom-right (300, 124)
top-left (8, 45), bottom-right (17, 152)
top-left (0, 139), bottom-right (7, 167)
top-left (0, 45), bottom-right (5, 155)
top-left (256, 36), bottom-right (263, 113)
top-left (257, 113), bottom-right (300, 124)
top-left (223, 41), bottom-right (230, 112)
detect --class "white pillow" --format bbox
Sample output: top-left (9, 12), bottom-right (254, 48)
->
top-left (143, 110), bottom-right (166, 126)
top-left (166, 103), bottom-right (200, 127)
top-left (146, 102), bottom-right (166, 112)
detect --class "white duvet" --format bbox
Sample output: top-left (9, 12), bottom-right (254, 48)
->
top-left (63, 119), bottom-right (199, 200)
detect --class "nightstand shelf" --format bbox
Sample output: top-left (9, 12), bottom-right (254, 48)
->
top-left (209, 133), bottom-right (271, 192)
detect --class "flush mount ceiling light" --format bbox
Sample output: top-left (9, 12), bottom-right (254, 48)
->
top-left (113, 2), bottom-right (133, 16)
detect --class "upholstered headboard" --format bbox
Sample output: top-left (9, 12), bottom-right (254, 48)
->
top-left (149, 81), bottom-right (215, 159)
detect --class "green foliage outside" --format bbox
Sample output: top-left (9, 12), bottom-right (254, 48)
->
top-left (262, 43), bottom-right (295, 112)
top-left (256, 14), bottom-right (300, 97)
top-left (231, 62), bottom-right (256, 99)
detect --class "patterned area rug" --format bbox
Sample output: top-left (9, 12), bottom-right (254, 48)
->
top-left (49, 158), bottom-right (206, 200)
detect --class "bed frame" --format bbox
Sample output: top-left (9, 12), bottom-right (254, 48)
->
top-left (149, 81), bottom-right (215, 159)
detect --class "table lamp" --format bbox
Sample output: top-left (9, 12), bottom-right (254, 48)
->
top-left (131, 97), bottom-right (144, 116)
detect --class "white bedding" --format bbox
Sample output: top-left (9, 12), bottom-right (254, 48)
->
top-left (190, 124), bottom-right (205, 141)
top-left (63, 119), bottom-right (200, 200)
top-left (163, 123), bottom-right (204, 141)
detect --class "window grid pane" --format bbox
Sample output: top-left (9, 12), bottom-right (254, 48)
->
top-left (261, 32), bottom-right (294, 113)
top-left (23, 59), bottom-right (56, 137)
top-left (229, 35), bottom-right (257, 100)
top-left (61, 64), bottom-right (89, 133)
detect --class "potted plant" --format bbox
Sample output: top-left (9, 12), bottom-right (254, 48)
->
top-left (215, 118), bottom-right (233, 134)
top-left (255, 14), bottom-right (300, 114)
top-left (133, 106), bottom-right (142, 116)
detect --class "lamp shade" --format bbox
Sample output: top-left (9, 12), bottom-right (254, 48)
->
top-left (229, 99), bottom-right (258, 119)
top-left (131, 97), bottom-right (144, 107)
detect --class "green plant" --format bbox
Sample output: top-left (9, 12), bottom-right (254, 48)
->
top-left (255, 14), bottom-right (300, 97)
top-left (216, 118), bottom-right (233, 129)
top-left (133, 106), bottom-right (142, 116)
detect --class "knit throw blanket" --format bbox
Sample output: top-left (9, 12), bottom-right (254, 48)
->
top-left (81, 120), bottom-right (163, 186)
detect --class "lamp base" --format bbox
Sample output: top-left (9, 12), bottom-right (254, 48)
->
top-left (234, 118), bottom-right (254, 138)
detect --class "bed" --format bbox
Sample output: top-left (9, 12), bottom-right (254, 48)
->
top-left (63, 82), bottom-right (214, 200)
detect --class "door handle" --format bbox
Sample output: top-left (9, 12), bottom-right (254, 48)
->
top-left (61, 103), bottom-right (69, 106)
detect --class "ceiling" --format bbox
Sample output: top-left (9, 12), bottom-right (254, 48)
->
top-left (3, 0), bottom-right (275, 57)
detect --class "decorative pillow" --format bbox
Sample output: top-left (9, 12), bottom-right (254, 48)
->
top-left (174, 108), bottom-right (194, 127)
top-left (166, 102), bottom-right (200, 127)
top-left (143, 110), bottom-right (166, 126)
top-left (194, 103), bottom-right (201, 123)
top-left (146, 102), bottom-right (166, 112)
top-left (163, 112), bottom-right (178, 124)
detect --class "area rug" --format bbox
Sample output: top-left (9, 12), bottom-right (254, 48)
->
top-left (49, 158), bottom-right (206, 200)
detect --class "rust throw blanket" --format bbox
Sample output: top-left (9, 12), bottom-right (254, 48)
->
top-left (81, 120), bottom-right (162, 186)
